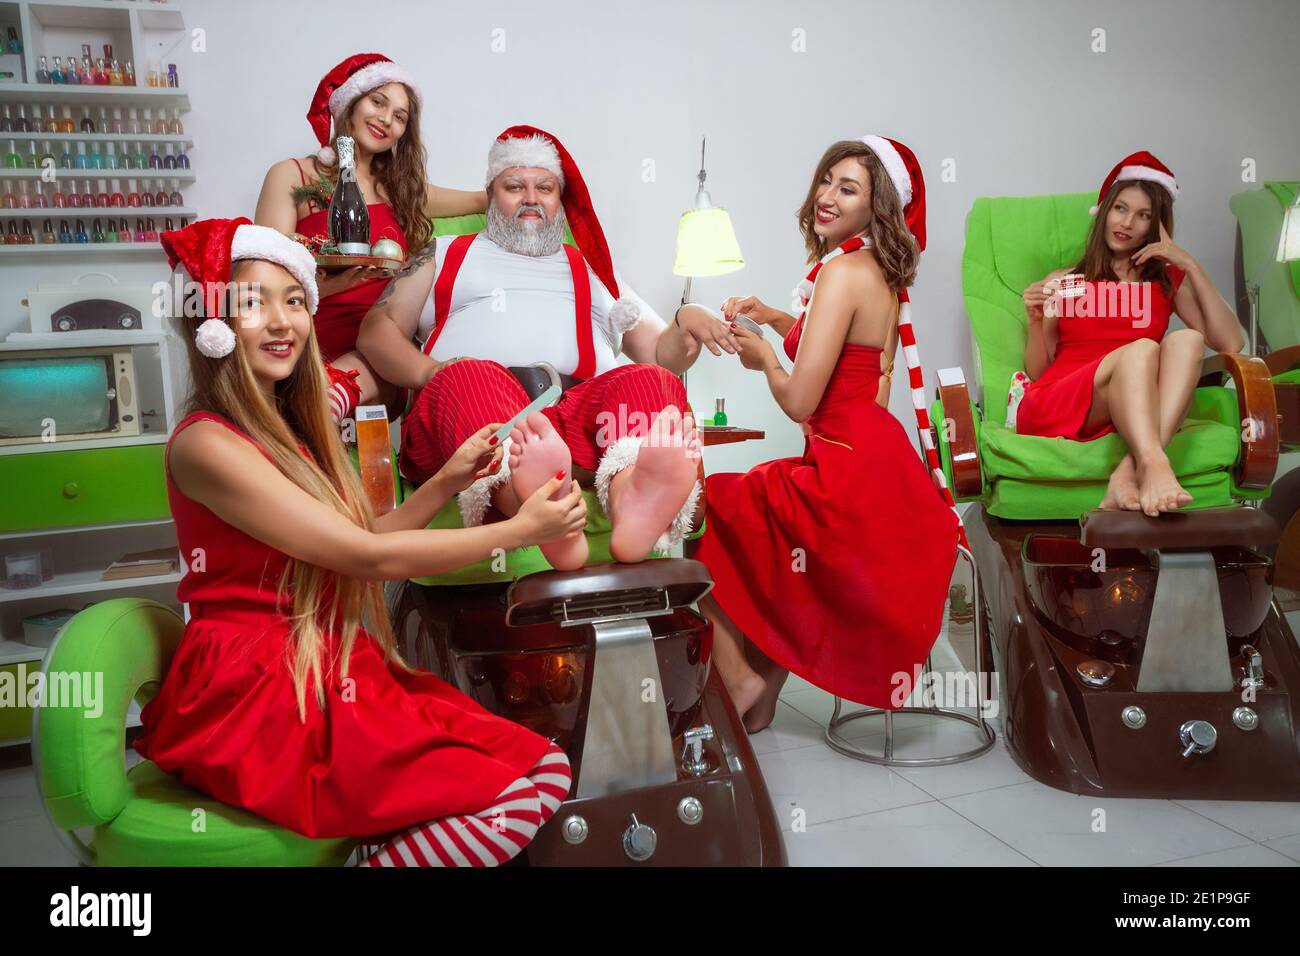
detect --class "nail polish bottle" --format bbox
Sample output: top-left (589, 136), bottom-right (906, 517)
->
top-left (164, 217), bottom-right (175, 233)
top-left (152, 180), bottom-right (167, 207)
top-left (0, 105), bottom-right (11, 132)
top-left (109, 179), bottom-right (124, 207)
top-left (80, 54), bottom-right (94, 84)
top-left (140, 180), bottom-right (153, 208)
top-left (103, 43), bottom-right (113, 64)
top-left (14, 105), bottom-right (29, 132)
top-left (124, 61), bottom-right (136, 86)
top-left (17, 181), bottom-right (31, 208)
top-left (96, 179), bottom-right (110, 208)
top-left (126, 178), bottom-right (141, 207)
top-left (130, 143), bottom-right (146, 170)
top-left (117, 218), bottom-right (131, 243)
top-left (83, 180), bottom-right (96, 208)
top-left (88, 142), bottom-right (103, 169)
top-left (58, 143), bottom-right (72, 169)
top-left (80, 108), bottom-right (95, 133)
top-left (51, 183), bottom-right (66, 208)
top-left (66, 180), bottom-right (81, 208)
top-left (0, 183), bottom-right (15, 208)
top-left (126, 108), bottom-right (140, 135)
top-left (74, 218), bottom-right (88, 243)
top-left (19, 220), bottom-right (35, 245)
top-left (146, 62), bottom-right (160, 88)
top-left (41, 218), bottom-right (55, 244)
top-left (142, 108), bottom-right (154, 135)
top-left (109, 108), bottom-right (123, 134)
top-left (103, 142), bottom-right (118, 170)
top-left (23, 141), bottom-right (37, 168)
top-left (97, 107), bottom-right (109, 134)
top-left (167, 64), bottom-right (179, 88)
top-left (109, 60), bottom-right (124, 86)
top-left (175, 146), bottom-right (189, 170)
top-left (163, 144), bottom-right (176, 170)
top-left (5, 221), bottom-right (20, 245)
top-left (94, 57), bottom-right (109, 85)
top-left (59, 106), bottom-right (75, 134)
top-left (50, 56), bottom-right (66, 84)
top-left (73, 142), bottom-right (89, 169)
top-left (57, 220), bottom-right (72, 243)
top-left (91, 218), bottom-right (105, 242)
top-left (31, 104), bottom-right (43, 131)
top-left (134, 217), bottom-right (146, 242)
top-left (33, 182), bottom-right (48, 208)
top-left (148, 144), bottom-right (161, 169)
top-left (102, 218), bottom-right (117, 243)
top-left (169, 183), bottom-right (184, 207)
top-left (63, 55), bottom-right (79, 84)
top-left (36, 55), bottom-right (50, 84)
top-left (3, 140), bottom-right (18, 168)
top-left (39, 105), bottom-right (56, 133)
top-left (38, 140), bottom-right (53, 167)
top-left (145, 217), bottom-right (158, 242)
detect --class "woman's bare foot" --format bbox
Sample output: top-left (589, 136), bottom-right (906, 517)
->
top-left (742, 669), bottom-right (790, 734)
top-left (509, 412), bottom-right (588, 570)
top-left (607, 407), bottom-right (701, 563)
top-left (1135, 452), bottom-right (1193, 517)
top-left (1099, 455), bottom-right (1141, 511)
top-left (725, 670), bottom-right (767, 721)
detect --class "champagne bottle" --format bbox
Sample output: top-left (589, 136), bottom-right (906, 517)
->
top-left (328, 136), bottom-right (371, 255)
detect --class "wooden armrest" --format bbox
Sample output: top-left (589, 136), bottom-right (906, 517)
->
top-left (1197, 352), bottom-right (1279, 489)
top-left (1262, 344), bottom-right (1300, 377)
top-left (935, 370), bottom-right (982, 500)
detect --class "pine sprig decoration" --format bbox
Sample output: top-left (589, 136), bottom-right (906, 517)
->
top-left (291, 175), bottom-right (334, 211)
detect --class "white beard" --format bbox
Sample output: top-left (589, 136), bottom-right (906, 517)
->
top-left (485, 200), bottom-right (567, 257)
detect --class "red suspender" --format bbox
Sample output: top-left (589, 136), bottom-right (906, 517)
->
top-left (422, 234), bottom-right (596, 381)
top-left (422, 233), bottom-right (477, 356)
top-left (563, 244), bottom-right (596, 381)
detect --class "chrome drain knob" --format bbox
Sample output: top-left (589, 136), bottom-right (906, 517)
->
top-left (560, 814), bottom-right (589, 845)
top-left (622, 814), bottom-right (657, 862)
top-left (1121, 706), bottom-right (1147, 729)
top-left (1077, 660), bottom-right (1115, 688)
top-left (677, 797), bottom-right (704, 826)
top-left (1232, 707), bottom-right (1259, 732)
top-left (1179, 720), bottom-right (1218, 757)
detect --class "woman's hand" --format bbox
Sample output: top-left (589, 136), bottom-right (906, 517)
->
top-left (511, 474), bottom-right (588, 545)
top-left (435, 424), bottom-right (504, 494)
top-left (729, 322), bottom-right (780, 372)
top-left (1131, 222), bottom-right (1196, 272)
top-left (675, 304), bottom-right (738, 356)
top-left (1023, 277), bottom-right (1056, 324)
top-left (315, 265), bottom-right (382, 299)
top-left (721, 295), bottom-right (774, 326)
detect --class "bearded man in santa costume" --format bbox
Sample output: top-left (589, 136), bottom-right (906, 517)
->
top-left (358, 125), bottom-right (735, 569)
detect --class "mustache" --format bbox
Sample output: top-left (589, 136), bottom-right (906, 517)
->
top-left (514, 203), bottom-right (549, 221)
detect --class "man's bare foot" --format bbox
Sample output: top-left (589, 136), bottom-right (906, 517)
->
top-left (509, 412), bottom-right (588, 570)
top-left (742, 669), bottom-right (790, 734)
top-left (725, 670), bottom-right (767, 722)
top-left (1135, 452), bottom-right (1193, 517)
top-left (1099, 456), bottom-right (1141, 511)
top-left (607, 407), bottom-right (701, 563)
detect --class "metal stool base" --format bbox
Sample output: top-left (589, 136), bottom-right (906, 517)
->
top-left (824, 704), bottom-right (996, 768)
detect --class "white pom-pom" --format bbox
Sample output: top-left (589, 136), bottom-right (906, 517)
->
top-left (1088, 204), bottom-right (1100, 216)
top-left (796, 278), bottom-right (814, 299)
top-left (317, 145), bottom-right (337, 166)
top-left (608, 297), bottom-right (642, 334)
top-left (194, 318), bottom-right (236, 358)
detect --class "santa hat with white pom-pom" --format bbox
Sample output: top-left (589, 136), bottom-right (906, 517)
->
top-left (161, 217), bottom-right (320, 359)
top-left (1089, 150), bottom-right (1178, 216)
top-left (487, 125), bottom-right (643, 363)
top-left (307, 53), bottom-right (422, 166)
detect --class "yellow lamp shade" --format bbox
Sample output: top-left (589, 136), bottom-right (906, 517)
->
top-left (1277, 202), bottom-right (1300, 262)
top-left (673, 207), bottom-right (744, 277)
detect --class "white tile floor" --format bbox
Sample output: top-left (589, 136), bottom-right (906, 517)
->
top-left (3, 630), bottom-right (1299, 867)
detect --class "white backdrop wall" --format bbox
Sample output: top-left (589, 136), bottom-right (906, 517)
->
top-left (3, 0), bottom-right (1298, 474)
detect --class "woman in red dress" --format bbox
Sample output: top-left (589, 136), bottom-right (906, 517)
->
top-left (135, 218), bottom-right (587, 866)
top-left (692, 138), bottom-right (961, 731)
top-left (255, 54), bottom-right (487, 417)
top-left (1014, 151), bottom-right (1244, 516)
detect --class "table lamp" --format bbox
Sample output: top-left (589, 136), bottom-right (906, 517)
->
top-left (1248, 187), bottom-right (1300, 355)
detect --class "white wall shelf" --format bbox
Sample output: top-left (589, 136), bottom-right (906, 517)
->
top-left (0, 516), bottom-right (173, 542)
top-left (0, 241), bottom-right (165, 255)
top-left (1, 132), bottom-right (193, 145)
top-left (0, 83), bottom-right (190, 110)
top-left (0, 567), bottom-right (182, 605)
top-left (0, 207), bottom-right (195, 218)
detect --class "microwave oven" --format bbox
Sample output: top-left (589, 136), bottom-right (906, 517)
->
top-left (0, 347), bottom-right (141, 446)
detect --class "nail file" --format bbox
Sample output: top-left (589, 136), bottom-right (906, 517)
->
top-left (729, 314), bottom-right (764, 335)
top-left (494, 384), bottom-right (562, 446)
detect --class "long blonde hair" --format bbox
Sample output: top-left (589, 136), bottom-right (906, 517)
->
top-left (179, 263), bottom-right (404, 720)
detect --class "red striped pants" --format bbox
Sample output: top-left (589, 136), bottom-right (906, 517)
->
top-left (399, 359), bottom-right (687, 485)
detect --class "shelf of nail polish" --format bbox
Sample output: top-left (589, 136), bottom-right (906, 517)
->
top-left (0, 242), bottom-right (168, 255)
top-left (0, 132), bottom-right (193, 145)
top-left (0, 83), bottom-right (189, 110)
top-left (0, 101), bottom-right (186, 133)
top-left (2, 138), bottom-right (191, 169)
top-left (0, 207), bottom-right (196, 217)
top-left (0, 167), bottom-right (193, 180)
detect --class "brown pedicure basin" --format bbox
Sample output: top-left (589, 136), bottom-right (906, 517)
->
top-left (971, 505), bottom-right (1300, 799)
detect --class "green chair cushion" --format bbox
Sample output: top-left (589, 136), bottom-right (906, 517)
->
top-left (986, 470), bottom-right (1246, 522)
top-left (93, 761), bottom-right (353, 867)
